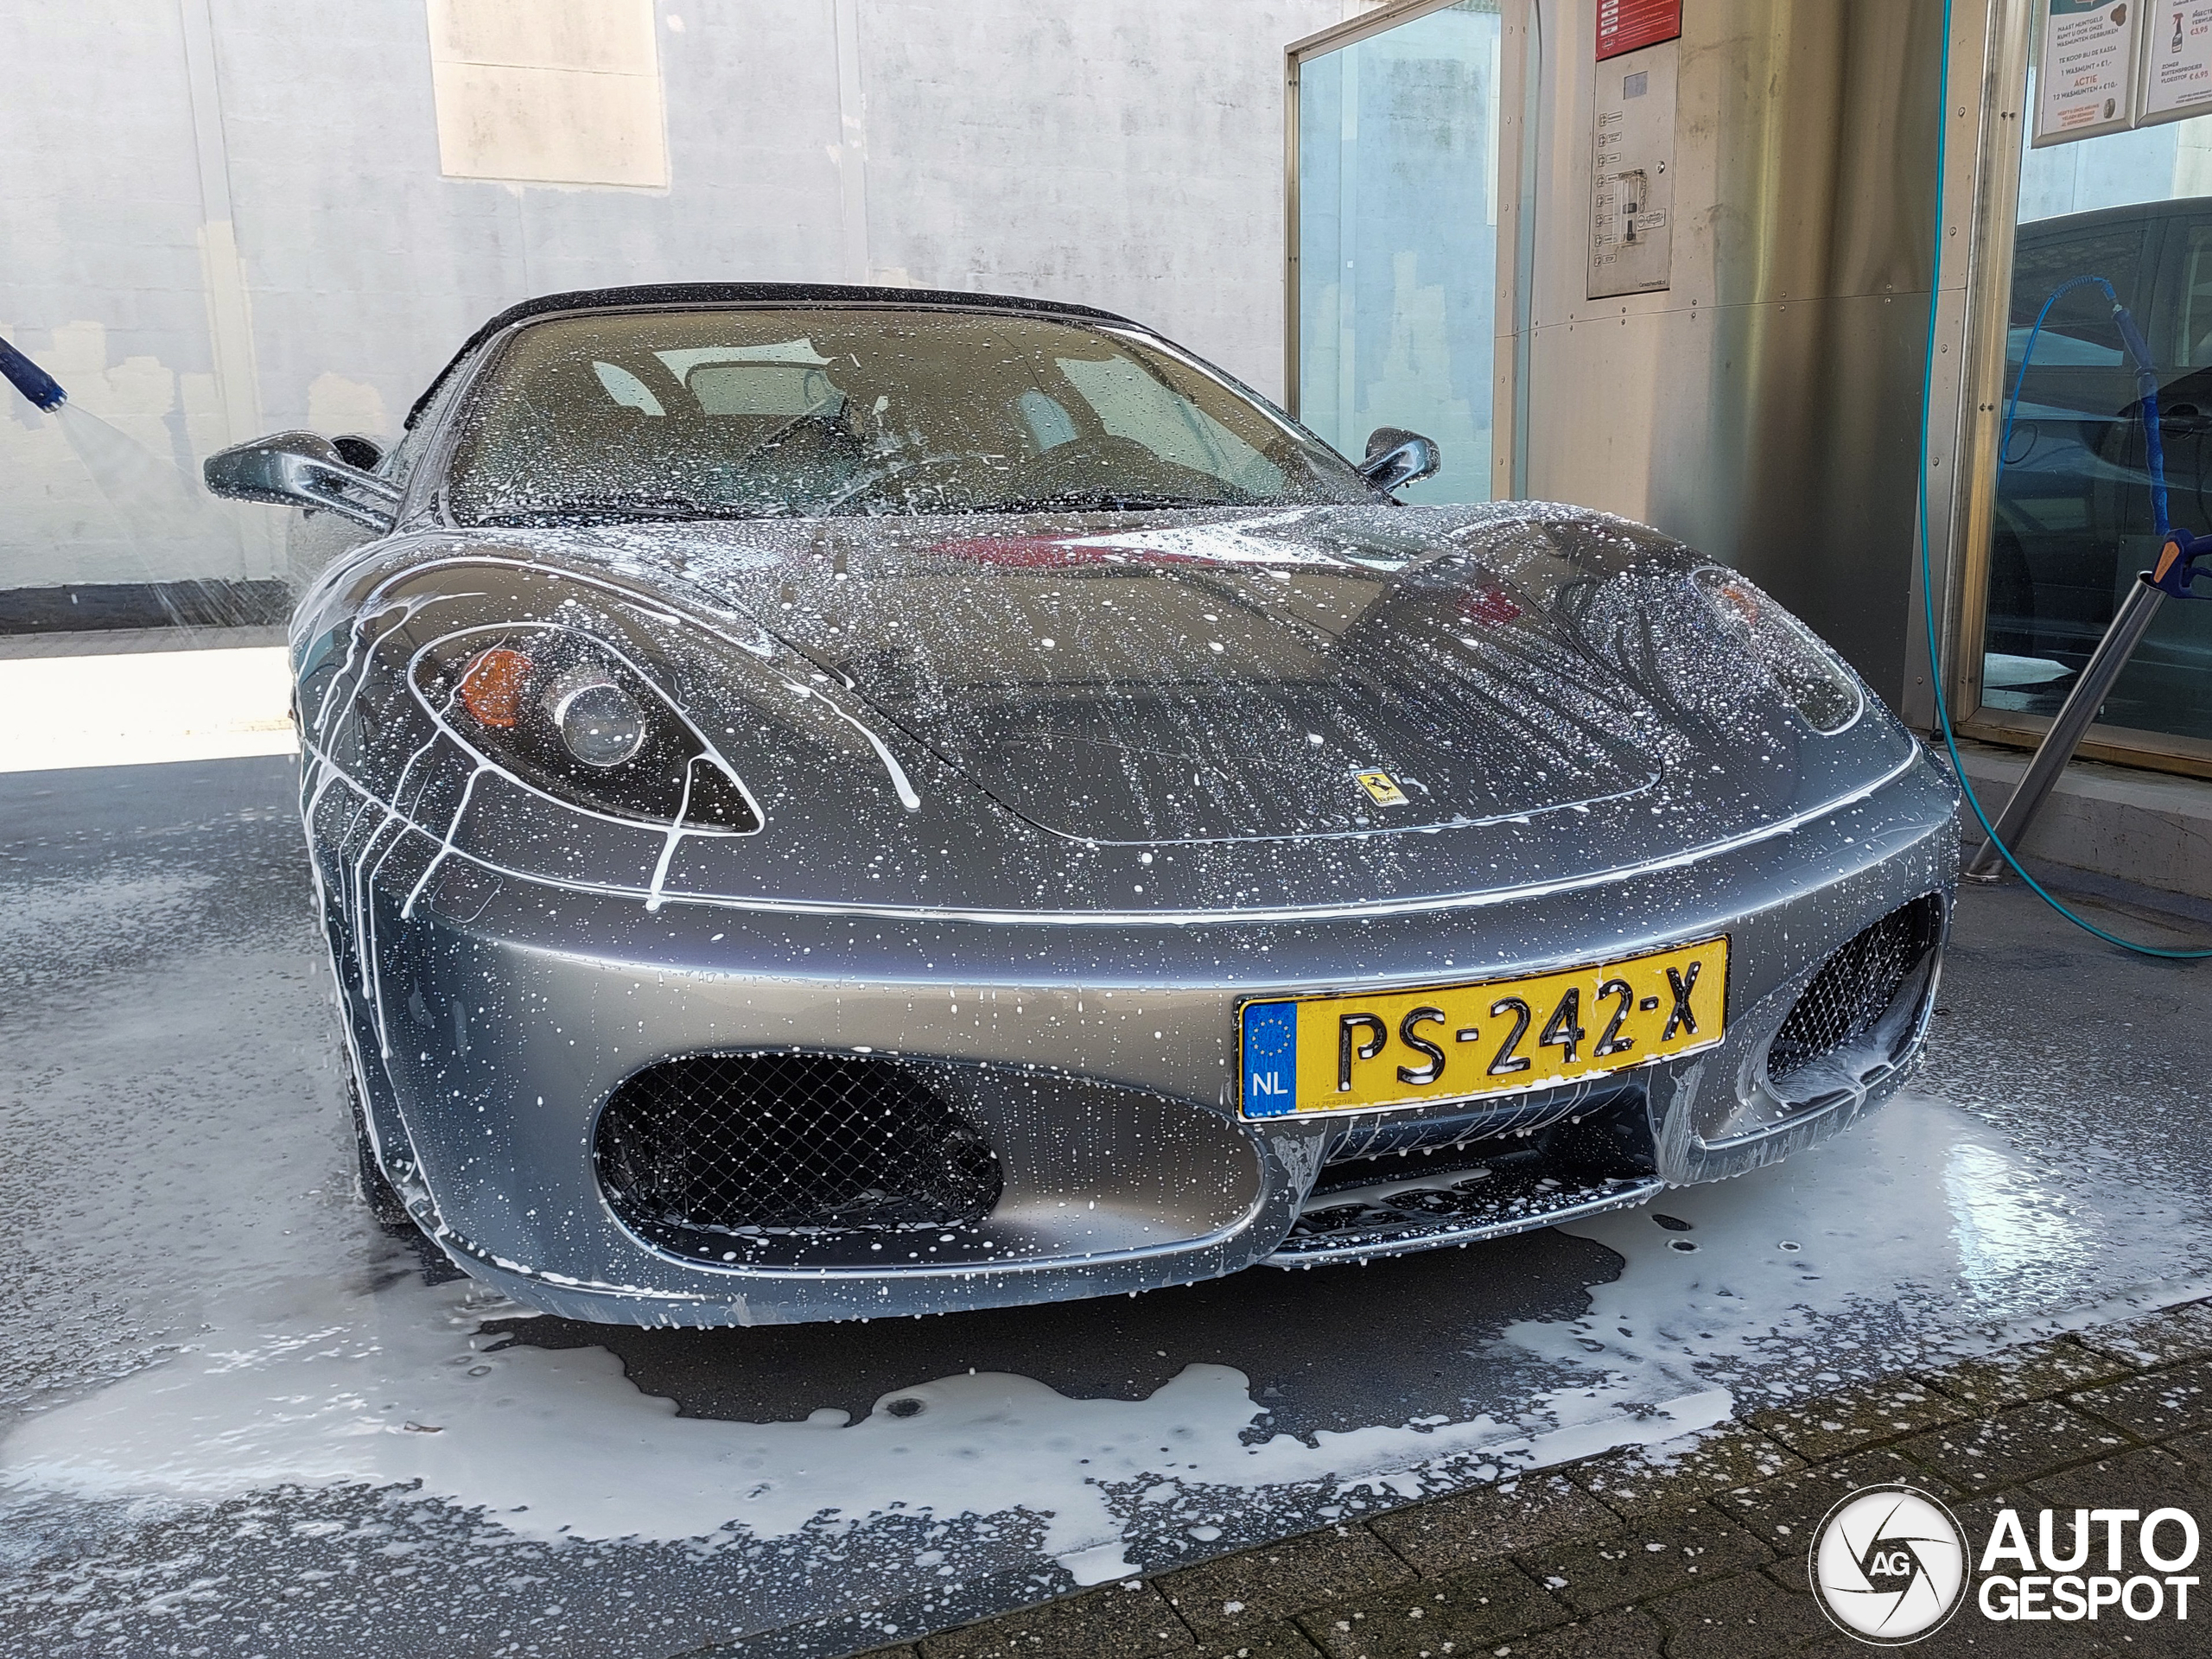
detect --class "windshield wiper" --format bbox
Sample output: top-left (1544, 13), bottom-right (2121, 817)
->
top-left (957, 489), bottom-right (1231, 514)
top-left (478, 496), bottom-right (780, 525)
top-left (728, 397), bottom-right (843, 470)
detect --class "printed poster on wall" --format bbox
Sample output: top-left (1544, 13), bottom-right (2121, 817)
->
top-left (2139, 2), bottom-right (2212, 124)
top-left (1595, 0), bottom-right (1681, 62)
top-left (2031, 0), bottom-right (2140, 146)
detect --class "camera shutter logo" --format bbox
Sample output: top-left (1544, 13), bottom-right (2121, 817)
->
top-left (1810, 1484), bottom-right (1968, 1644)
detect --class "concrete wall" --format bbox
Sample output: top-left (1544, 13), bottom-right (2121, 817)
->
top-left (2, 0), bottom-right (1357, 591)
top-left (1955, 740), bottom-right (2212, 904)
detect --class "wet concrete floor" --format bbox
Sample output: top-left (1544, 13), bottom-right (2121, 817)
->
top-left (1, 754), bottom-right (2207, 1658)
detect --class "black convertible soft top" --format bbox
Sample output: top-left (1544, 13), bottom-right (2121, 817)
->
top-left (404, 282), bottom-right (1137, 429)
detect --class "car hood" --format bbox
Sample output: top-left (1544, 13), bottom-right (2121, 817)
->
top-left (599, 506), bottom-right (1733, 846)
top-left (301, 502), bottom-right (1929, 917)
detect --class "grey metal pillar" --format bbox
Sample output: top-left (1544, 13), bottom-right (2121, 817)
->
top-left (1963, 575), bottom-right (2168, 880)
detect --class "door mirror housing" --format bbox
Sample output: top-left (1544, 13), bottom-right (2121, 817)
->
top-left (204, 430), bottom-right (400, 531)
top-left (1357, 426), bottom-right (1442, 493)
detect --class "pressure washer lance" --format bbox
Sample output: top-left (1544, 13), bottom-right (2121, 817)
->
top-left (1962, 283), bottom-right (2210, 881)
top-left (0, 333), bottom-right (67, 412)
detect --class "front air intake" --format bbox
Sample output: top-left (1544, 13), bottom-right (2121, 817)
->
top-left (594, 1053), bottom-right (1001, 1251)
top-left (1764, 895), bottom-right (1942, 1105)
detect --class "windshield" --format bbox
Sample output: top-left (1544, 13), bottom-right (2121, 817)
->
top-left (443, 308), bottom-right (1379, 524)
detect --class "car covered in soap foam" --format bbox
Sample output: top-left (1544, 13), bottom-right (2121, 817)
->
top-left (207, 283), bottom-right (1959, 1325)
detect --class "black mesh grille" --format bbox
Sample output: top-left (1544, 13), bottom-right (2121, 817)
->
top-left (1766, 896), bottom-right (1942, 1090)
top-left (594, 1054), bottom-right (1001, 1245)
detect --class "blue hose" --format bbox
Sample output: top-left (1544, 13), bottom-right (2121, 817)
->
top-left (1998, 273), bottom-right (2167, 537)
top-left (1916, 5), bottom-right (2209, 959)
top-left (0, 334), bottom-right (67, 412)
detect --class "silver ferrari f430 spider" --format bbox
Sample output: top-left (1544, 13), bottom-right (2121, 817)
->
top-left (207, 283), bottom-right (1959, 1326)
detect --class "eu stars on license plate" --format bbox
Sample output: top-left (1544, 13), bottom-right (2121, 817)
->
top-left (1238, 937), bottom-right (1728, 1119)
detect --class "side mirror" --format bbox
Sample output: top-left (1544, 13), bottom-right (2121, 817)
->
top-left (332, 433), bottom-right (385, 470)
top-left (1357, 426), bottom-right (1442, 493)
top-left (204, 430), bottom-right (400, 531)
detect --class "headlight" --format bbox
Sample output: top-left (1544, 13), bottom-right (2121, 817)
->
top-left (545, 672), bottom-right (650, 768)
top-left (1690, 568), bottom-right (1863, 735)
top-left (422, 626), bottom-right (761, 831)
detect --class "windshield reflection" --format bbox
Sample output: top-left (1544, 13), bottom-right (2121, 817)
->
top-left (448, 309), bottom-right (1380, 525)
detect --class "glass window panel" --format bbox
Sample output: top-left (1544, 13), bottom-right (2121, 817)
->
top-left (1056, 354), bottom-right (1282, 491)
top-left (2173, 226), bottom-right (2212, 369)
top-left (1297, 1), bottom-right (1501, 504)
top-left (1983, 96), bottom-right (2212, 748)
top-left (445, 309), bottom-right (1372, 523)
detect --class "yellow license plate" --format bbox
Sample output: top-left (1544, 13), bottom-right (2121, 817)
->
top-left (1238, 937), bottom-right (1728, 1120)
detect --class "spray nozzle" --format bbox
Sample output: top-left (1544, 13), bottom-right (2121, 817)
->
top-left (2151, 527), bottom-right (2212, 600)
top-left (0, 334), bottom-right (67, 412)
top-left (2112, 302), bottom-right (2158, 383)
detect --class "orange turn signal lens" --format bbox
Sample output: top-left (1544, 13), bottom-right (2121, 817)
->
top-left (457, 647), bottom-right (532, 728)
top-left (1713, 579), bottom-right (1761, 626)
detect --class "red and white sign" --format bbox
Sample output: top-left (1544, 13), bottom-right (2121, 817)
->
top-left (1596, 0), bottom-right (1682, 61)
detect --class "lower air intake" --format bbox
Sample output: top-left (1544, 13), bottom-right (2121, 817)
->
top-left (1764, 895), bottom-right (1942, 1105)
top-left (594, 1053), bottom-right (1001, 1249)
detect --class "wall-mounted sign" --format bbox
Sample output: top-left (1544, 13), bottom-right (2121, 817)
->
top-left (2031, 0), bottom-right (2140, 147)
top-left (2140, 2), bottom-right (2212, 124)
top-left (1596, 0), bottom-right (1681, 63)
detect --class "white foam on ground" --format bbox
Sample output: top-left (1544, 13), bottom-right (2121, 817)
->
top-left (1517, 1090), bottom-right (2200, 1405)
top-left (9, 1080), bottom-right (2196, 1589)
top-left (0, 1259), bottom-right (1727, 1585)
top-left (0, 647), bottom-right (295, 772)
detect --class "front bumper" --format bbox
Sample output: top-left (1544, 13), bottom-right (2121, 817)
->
top-left (327, 749), bottom-right (1960, 1326)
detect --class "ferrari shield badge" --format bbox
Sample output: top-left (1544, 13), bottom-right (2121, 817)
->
top-left (1352, 769), bottom-right (1408, 807)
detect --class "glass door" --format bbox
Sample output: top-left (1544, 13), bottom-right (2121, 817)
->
top-left (1977, 62), bottom-right (2212, 760)
top-left (1291, 1), bottom-right (1504, 504)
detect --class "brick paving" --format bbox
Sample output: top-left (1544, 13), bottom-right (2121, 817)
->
top-left (833, 1297), bottom-right (2212, 1659)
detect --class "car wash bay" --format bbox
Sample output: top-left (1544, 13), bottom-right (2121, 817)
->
top-left (1, 747), bottom-right (2206, 1659)
top-left (7, 4), bottom-right (2212, 1658)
